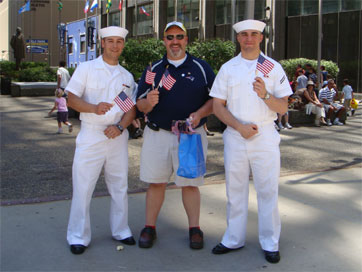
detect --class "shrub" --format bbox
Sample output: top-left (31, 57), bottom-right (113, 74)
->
top-left (68, 67), bottom-right (75, 77)
top-left (0, 61), bottom-right (16, 78)
top-left (280, 58), bottom-right (339, 82)
top-left (187, 39), bottom-right (235, 72)
top-left (0, 61), bottom-right (56, 82)
top-left (18, 66), bottom-right (56, 82)
top-left (119, 38), bottom-right (166, 80)
top-left (119, 38), bottom-right (236, 79)
top-left (20, 62), bottom-right (47, 69)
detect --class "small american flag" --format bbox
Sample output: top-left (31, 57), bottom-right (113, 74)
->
top-left (145, 66), bottom-right (156, 85)
top-left (256, 55), bottom-right (274, 75)
top-left (114, 91), bottom-right (134, 112)
top-left (161, 69), bottom-right (176, 91)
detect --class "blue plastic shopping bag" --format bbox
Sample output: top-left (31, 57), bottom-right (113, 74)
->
top-left (177, 133), bottom-right (206, 179)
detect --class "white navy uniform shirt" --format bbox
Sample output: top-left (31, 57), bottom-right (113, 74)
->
top-left (210, 52), bottom-right (292, 130)
top-left (66, 56), bottom-right (136, 126)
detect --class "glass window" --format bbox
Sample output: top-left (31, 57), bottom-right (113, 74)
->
top-left (133, 2), bottom-right (153, 36)
top-left (68, 36), bottom-right (73, 54)
top-left (215, 0), bottom-right (231, 25)
top-left (323, 0), bottom-right (340, 13)
top-left (342, 0), bottom-right (362, 11)
top-left (287, 0), bottom-right (301, 16)
top-left (236, 0), bottom-right (246, 22)
top-left (303, 0), bottom-right (318, 15)
top-left (177, 0), bottom-right (199, 29)
top-left (167, 0), bottom-right (175, 22)
top-left (235, 0), bottom-right (265, 21)
top-left (254, 0), bottom-right (266, 20)
top-left (108, 12), bottom-right (120, 26)
top-left (80, 34), bottom-right (86, 54)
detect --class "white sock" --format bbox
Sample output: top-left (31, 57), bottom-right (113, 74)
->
top-left (335, 117), bottom-right (339, 122)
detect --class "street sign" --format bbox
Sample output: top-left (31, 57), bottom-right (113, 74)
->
top-left (26, 39), bottom-right (48, 53)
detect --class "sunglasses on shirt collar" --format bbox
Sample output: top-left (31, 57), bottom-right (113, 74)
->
top-left (165, 34), bottom-right (185, 41)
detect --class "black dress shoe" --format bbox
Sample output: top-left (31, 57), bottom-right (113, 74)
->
top-left (212, 243), bottom-right (243, 254)
top-left (119, 236), bottom-right (136, 245)
top-left (70, 244), bottom-right (86, 255)
top-left (189, 227), bottom-right (203, 249)
top-left (138, 227), bottom-right (157, 248)
top-left (264, 250), bottom-right (280, 263)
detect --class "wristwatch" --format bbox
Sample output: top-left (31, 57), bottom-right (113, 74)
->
top-left (263, 92), bottom-right (271, 100)
top-left (115, 124), bottom-right (124, 134)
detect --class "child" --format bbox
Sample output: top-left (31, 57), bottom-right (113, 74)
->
top-left (48, 89), bottom-right (73, 134)
top-left (342, 79), bottom-right (354, 116)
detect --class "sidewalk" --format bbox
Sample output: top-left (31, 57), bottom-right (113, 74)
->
top-left (1, 167), bottom-right (361, 272)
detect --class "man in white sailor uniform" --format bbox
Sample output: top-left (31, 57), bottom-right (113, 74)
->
top-left (65, 26), bottom-right (137, 255)
top-left (210, 20), bottom-right (292, 263)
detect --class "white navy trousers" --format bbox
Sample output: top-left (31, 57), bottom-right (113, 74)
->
top-left (221, 123), bottom-right (281, 252)
top-left (67, 122), bottom-right (132, 246)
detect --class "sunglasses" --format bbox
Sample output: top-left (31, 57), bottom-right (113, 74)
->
top-left (166, 34), bottom-right (185, 41)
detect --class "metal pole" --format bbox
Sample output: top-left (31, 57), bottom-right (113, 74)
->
top-left (30, 5), bottom-right (33, 61)
top-left (85, 9), bottom-right (88, 62)
top-left (174, 0), bottom-right (177, 21)
top-left (98, 0), bottom-right (102, 57)
top-left (245, 0), bottom-right (255, 20)
top-left (135, 1), bottom-right (138, 38)
top-left (231, 0), bottom-right (236, 43)
top-left (59, 6), bottom-right (61, 62)
top-left (317, 0), bottom-right (322, 89)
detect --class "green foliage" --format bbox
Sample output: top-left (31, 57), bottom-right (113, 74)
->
top-left (119, 38), bottom-right (235, 79)
top-left (187, 39), bottom-right (235, 72)
top-left (0, 61), bottom-right (16, 78)
top-left (0, 61), bottom-right (56, 82)
top-left (119, 38), bottom-right (166, 80)
top-left (279, 58), bottom-right (339, 82)
top-left (68, 67), bottom-right (76, 77)
top-left (20, 61), bottom-right (47, 69)
top-left (18, 66), bottom-right (56, 82)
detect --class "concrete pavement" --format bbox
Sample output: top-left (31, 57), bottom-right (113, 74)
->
top-left (1, 167), bottom-right (362, 271)
top-left (1, 95), bottom-right (362, 271)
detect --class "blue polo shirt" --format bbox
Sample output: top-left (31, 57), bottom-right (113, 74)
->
top-left (137, 53), bottom-right (215, 130)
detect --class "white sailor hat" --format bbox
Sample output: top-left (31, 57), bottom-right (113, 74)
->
top-left (233, 19), bottom-right (266, 33)
top-left (99, 26), bottom-right (128, 39)
top-left (164, 21), bottom-right (187, 33)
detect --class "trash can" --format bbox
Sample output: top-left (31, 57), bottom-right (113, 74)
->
top-left (0, 77), bottom-right (12, 95)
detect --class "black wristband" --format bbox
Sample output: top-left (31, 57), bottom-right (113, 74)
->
top-left (115, 124), bottom-right (124, 133)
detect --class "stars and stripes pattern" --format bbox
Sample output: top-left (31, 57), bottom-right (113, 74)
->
top-left (256, 55), bottom-right (274, 75)
top-left (114, 91), bottom-right (134, 112)
top-left (145, 66), bottom-right (156, 85)
top-left (161, 69), bottom-right (176, 91)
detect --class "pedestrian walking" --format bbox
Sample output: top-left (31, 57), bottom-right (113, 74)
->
top-left (48, 88), bottom-right (73, 133)
top-left (57, 60), bottom-right (71, 97)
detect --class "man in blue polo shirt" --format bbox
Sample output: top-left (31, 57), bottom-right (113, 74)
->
top-left (136, 21), bottom-right (215, 250)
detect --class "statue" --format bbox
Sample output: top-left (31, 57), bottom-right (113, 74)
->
top-left (10, 27), bottom-right (25, 70)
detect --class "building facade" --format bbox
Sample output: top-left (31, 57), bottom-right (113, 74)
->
top-left (1, 0), bottom-right (361, 91)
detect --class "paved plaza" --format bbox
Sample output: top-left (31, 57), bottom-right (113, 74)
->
top-left (1, 95), bottom-right (362, 271)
